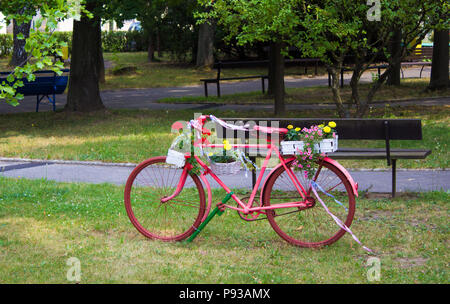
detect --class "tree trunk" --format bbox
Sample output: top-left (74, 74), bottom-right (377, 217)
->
top-left (267, 44), bottom-right (276, 95)
top-left (65, 8), bottom-right (105, 112)
top-left (147, 32), bottom-right (155, 62)
top-left (9, 8), bottom-right (31, 67)
top-left (350, 66), bottom-right (363, 117)
top-left (156, 29), bottom-right (161, 57)
top-left (196, 22), bottom-right (215, 68)
top-left (98, 49), bottom-right (105, 84)
top-left (271, 42), bottom-right (285, 115)
top-left (362, 68), bottom-right (391, 117)
top-left (328, 67), bottom-right (348, 118)
top-left (387, 29), bottom-right (402, 86)
top-left (429, 29), bottom-right (449, 90)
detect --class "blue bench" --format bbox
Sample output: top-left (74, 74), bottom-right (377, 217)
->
top-left (0, 69), bottom-right (69, 112)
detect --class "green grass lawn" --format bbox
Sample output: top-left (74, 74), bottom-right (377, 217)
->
top-left (0, 107), bottom-right (448, 169)
top-left (0, 177), bottom-right (447, 283)
top-left (158, 79), bottom-right (448, 105)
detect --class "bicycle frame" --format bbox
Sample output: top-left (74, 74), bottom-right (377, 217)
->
top-left (167, 117), bottom-right (314, 222)
top-left (197, 142), bottom-right (309, 213)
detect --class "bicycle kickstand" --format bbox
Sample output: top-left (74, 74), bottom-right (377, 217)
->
top-left (185, 192), bottom-right (233, 243)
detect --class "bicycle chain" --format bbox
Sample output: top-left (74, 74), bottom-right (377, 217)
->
top-left (236, 195), bottom-right (303, 222)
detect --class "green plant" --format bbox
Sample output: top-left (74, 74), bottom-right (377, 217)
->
top-left (209, 140), bottom-right (238, 163)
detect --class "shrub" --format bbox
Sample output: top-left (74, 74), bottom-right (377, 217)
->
top-left (125, 31), bottom-right (147, 52)
top-left (0, 31), bottom-right (148, 59)
top-left (53, 32), bottom-right (72, 52)
top-left (102, 31), bottom-right (127, 52)
top-left (0, 34), bottom-right (13, 58)
top-left (101, 31), bottom-right (148, 53)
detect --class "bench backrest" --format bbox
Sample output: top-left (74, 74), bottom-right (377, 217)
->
top-left (213, 59), bottom-right (321, 78)
top-left (213, 118), bottom-right (422, 165)
top-left (0, 69), bottom-right (69, 96)
top-left (214, 118), bottom-right (422, 140)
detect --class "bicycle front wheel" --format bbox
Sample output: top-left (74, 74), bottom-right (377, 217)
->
top-left (262, 159), bottom-right (355, 247)
top-left (124, 156), bottom-right (206, 241)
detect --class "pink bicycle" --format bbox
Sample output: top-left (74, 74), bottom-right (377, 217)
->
top-left (124, 115), bottom-right (359, 248)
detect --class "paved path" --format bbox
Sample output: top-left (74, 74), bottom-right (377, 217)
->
top-left (1, 159), bottom-right (448, 193)
top-left (1, 66), bottom-right (444, 114)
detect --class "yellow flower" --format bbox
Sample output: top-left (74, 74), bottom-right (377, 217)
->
top-left (295, 127), bottom-right (301, 132)
top-left (208, 152), bottom-right (213, 156)
top-left (224, 144), bottom-right (232, 151)
top-left (318, 124), bottom-right (325, 128)
top-left (328, 121), bottom-right (337, 128)
top-left (287, 125), bottom-right (294, 129)
top-left (323, 126), bottom-right (331, 133)
top-left (223, 139), bottom-right (229, 145)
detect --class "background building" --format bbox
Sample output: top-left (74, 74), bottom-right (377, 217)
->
top-left (0, 12), bottom-right (134, 33)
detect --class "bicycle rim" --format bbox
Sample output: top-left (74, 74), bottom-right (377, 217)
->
top-left (263, 159), bottom-right (355, 247)
top-left (124, 156), bottom-right (206, 241)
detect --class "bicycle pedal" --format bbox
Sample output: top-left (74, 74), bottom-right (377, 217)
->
top-left (216, 202), bottom-right (226, 212)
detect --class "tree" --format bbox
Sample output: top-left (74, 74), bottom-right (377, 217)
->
top-left (10, 7), bottom-right (32, 67)
top-left (294, 0), bottom-right (448, 117)
top-left (0, 0), bottom-right (84, 106)
top-left (200, 0), bottom-right (448, 117)
top-left (107, 0), bottom-right (167, 62)
top-left (109, 0), bottom-right (199, 63)
top-left (65, 0), bottom-right (104, 112)
top-left (429, 29), bottom-right (449, 90)
top-left (1, 1), bottom-right (43, 67)
top-left (196, 4), bottom-right (215, 68)
top-left (197, 0), bottom-right (299, 115)
top-left (196, 20), bottom-right (215, 68)
top-left (386, 29), bottom-right (402, 86)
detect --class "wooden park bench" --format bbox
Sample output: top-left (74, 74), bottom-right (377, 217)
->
top-left (200, 59), bottom-right (320, 97)
top-left (328, 47), bottom-right (433, 87)
top-left (214, 118), bottom-right (431, 197)
top-left (401, 46), bottom-right (433, 79)
top-left (0, 69), bottom-right (69, 112)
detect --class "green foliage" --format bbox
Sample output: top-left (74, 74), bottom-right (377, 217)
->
top-left (108, 0), bottom-right (199, 62)
top-left (101, 31), bottom-right (147, 53)
top-left (197, 0), bottom-right (300, 46)
top-left (199, 0), bottom-right (449, 117)
top-left (53, 31), bottom-right (73, 52)
top-left (0, 0), bottom-right (88, 106)
top-left (0, 34), bottom-right (13, 58)
top-left (101, 31), bottom-right (127, 52)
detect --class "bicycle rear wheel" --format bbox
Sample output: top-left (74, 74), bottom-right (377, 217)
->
top-left (262, 159), bottom-right (355, 247)
top-left (124, 156), bottom-right (206, 241)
